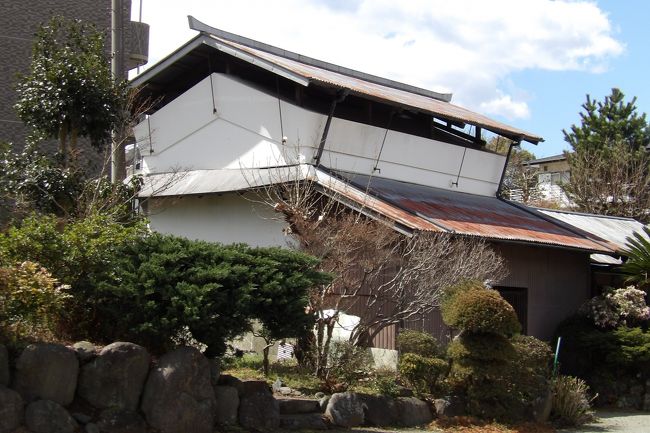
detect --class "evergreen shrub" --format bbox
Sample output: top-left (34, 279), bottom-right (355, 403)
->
top-left (442, 288), bottom-right (520, 335)
top-left (442, 281), bottom-right (550, 421)
top-left (398, 352), bottom-right (447, 395)
top-left (93, 233), bottom-right (329, 356)
top-left (397, 329), bottom-right (441, 357)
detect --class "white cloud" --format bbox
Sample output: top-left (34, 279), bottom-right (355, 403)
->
top-left (134, 0), bottom-right (623, 121)
top-left (480, 95), bottom-right (531, 120)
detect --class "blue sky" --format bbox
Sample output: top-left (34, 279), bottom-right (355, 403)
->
top-left (136, 0), bottom-right (649, 158)
top-left (513, 1), bottom-right (650, 156)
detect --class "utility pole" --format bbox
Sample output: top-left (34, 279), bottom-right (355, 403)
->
top-left (111, 0), bottom-right (126, 183)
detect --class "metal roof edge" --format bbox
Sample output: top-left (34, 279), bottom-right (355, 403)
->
top-left (130, 35), bottom-right (206, 87)
top-left (536, 207), bottom-right (644, 223)
top-left (499, 198), bottom-right (616, 253)
top-left (526, 153), bottom-right (567, 165)
top-left (203, 37), bottom-right (310, 87)
top-left (187, 15), bottom-right (453, 103)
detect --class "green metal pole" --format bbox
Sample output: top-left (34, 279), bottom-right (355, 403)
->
top-left (553, 336), bottom-right (562, 377)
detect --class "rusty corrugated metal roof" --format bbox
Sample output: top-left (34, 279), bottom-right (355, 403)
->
top-left (211, 35), bottom-right (542, 144)
top-left (138, 165), bottom-right (613, 253)
top-left (335, 172), bottom-right (613, 253)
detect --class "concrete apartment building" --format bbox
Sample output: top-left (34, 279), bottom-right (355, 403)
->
top-left (0, 0), bottom-right (147, 167)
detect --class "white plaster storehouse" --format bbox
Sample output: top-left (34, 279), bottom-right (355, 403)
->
top-left (130, 17), bottom-right (618, 347)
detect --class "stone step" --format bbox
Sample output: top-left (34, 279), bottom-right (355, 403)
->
top-left (279, 413), bottom-right (329, 430)
top-left (277, 398), bottom-right (321, 415)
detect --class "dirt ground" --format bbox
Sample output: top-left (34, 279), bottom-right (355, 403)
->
top-left (344, 410), bottom-right (650, 433)
top-left (557, 410), bottom-right (650, 433)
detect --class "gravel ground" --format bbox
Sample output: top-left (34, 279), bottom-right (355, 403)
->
top-left (557, 410), bottom-right (650, 433)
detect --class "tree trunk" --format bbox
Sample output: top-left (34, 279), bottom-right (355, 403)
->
top-left (58, 123), bottom-right (68, 167)
top-left (262, 343), bottom-right (272, 377)
top-left (70, 127), bottom-right (79, 166)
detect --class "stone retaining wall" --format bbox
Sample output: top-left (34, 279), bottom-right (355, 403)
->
top-left (591, 372), bottom-right (650, 411)
top-left (0, 341), bottom-right (433, 433)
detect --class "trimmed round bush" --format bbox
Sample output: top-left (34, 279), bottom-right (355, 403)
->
top-left (447, 333), bottom-right (515, 362)
top-left (440, 280), bottom-right (483, 312)
top-left (398, 353), bottom-right (447, 395)
top-left (397, 329), bottom-right (440, 357)
top-left (442, 288), bottom-right (520, 335)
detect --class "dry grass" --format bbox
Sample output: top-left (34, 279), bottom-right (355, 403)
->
top-left (430, 417), bottom-right (556, 433)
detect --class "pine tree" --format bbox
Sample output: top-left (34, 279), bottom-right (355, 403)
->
top-left (562, 89), bottom-right (650, 221)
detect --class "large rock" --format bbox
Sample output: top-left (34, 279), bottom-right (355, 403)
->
top-left (279, 413), bottom-right (329, 430)
top-left (213, 385), bottom-right (239, 425)
top-left (78, 342), bottom-right (150, 411)
top-left (0, 385), bottom-right (24, 433)
top-left (433, 396), bottom-right (465, 417)
top-left (216, 373), bottom-right (243, 393)
top-left (0, 344), bottom-right (9, 386)
top-left (140, 347), bottom-right (216, 433)
top-left (278, 397), bottom-right (321, 414)
top-left (325, 392), bottom-right (364, 427)
top-left (395, 397), bottom-right (433, 426)
top-left (209, 358), bottom-right (220, 386)
top-left (25, 399), bottom-right (78, 433)
top-left (72, 341), bottom-right (98, 364)
top-left (96, 408), bottom-right (147, 433)
top-left (12, 343), bottom-right (79, 405)
top-left (238, 380), bottom-right (280, 429)
top-left (359, 394), bottom-right (398, 426)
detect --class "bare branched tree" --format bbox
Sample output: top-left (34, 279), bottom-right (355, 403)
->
top-left (563, 140), bottom-right (650, 222)
top-left (246, 170), bottom-right (506, 376)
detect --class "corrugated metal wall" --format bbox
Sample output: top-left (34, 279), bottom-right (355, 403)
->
top-left (495, 243), bottom-right (591, 341)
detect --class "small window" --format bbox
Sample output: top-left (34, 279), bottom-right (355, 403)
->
top-left (496, 286), bottom-right (528, 334)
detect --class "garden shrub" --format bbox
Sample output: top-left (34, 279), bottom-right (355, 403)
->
top-left (581, 285), bottom-right (650, 329)
top-left (443, 281), bottom-right (547, 421)
top-left (397, 329), bottom-right (441, 357)
top-left (550, 375), bottom-right (595, 427)
top-left (0, 216), bottom-right (328, 355)
top-left (398, 352), bottom-right (447, 395)
top-left (511, 334), bottom-right (553, 373)
top-left (508, 335), bottom-right (553, 408)
top-left (439, 279), bottom-right (483, 313)
top-left (442, 287), bottom-right (520, 335)
top-left (91, 233), bottom-right (329, 356)
top-left (0, 213), bottom-right (147, 338)
top-left (0, 261), bottom-right (70, 342)
top-left (447, 333), bottom-right (515, 362)
top-left (324, 341), bottom-right (372, 389)
top-left (370, 369), bottom-right (402, 397)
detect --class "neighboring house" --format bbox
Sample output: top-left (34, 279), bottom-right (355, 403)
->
top-left (525, 153), bottom-right (572, 207)
top-left (0, 0), bottom-right (148, 168)
top-left (131, 17), bottom-right (618, 347)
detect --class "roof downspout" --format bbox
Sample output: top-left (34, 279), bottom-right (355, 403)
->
top-left (314, 89), bottom-right (349, 166)
top-left (496, 140), bottom-right (516, 199)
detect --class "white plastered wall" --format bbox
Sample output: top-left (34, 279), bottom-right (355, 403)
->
top-left (147, 193), bottom-right (290, 248)
top-left (134, 73), bottom-right (507, 197)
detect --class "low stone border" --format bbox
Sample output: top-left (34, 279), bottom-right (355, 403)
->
top-left (0, 341), bottom-right (435, 433)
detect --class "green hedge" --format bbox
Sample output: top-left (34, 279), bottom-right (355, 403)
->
top-left (0, 215), bottom-right (330, 356)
